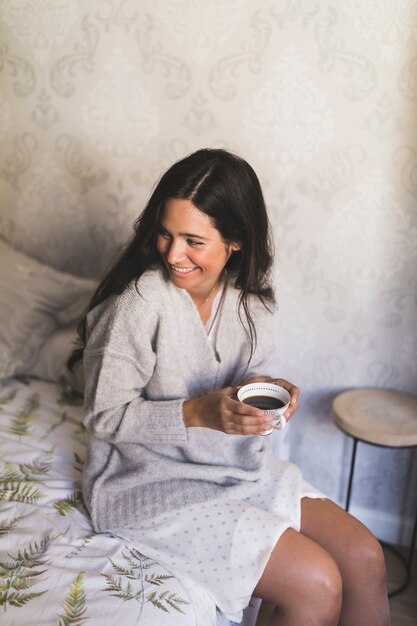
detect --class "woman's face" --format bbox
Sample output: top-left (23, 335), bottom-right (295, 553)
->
top-left (156, 198), bottom-right (239, 297)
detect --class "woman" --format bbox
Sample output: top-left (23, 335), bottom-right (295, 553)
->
top-left (70, 148), bottom-right (390, 625)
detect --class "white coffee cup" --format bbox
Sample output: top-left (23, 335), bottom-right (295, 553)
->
top-left (237, 382), bottom-right (291, 435)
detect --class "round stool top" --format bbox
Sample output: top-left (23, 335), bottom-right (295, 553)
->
top-left (333, 388), bottom-right (417, 447)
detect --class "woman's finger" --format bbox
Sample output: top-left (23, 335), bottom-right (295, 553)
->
top-left (222, 402), bottom-right (271, 434)
top-left (224, 418), bottom-right (272, 435)
top-left (228, 398), bottom-right (265, 417)
top-left (271, 379), bottom-right (300, 405)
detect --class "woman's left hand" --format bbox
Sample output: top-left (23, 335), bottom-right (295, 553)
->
top-left (242, 376), bottom-right (300, 423)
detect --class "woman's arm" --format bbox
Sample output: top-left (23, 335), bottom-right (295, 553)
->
top-left (82, 279), bottom-right (195, 445)
top-left (84, 350), bottom-right (272, 441)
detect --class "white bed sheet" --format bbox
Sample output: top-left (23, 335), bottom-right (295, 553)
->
top-left (0, 375), bottom-right (197, 625)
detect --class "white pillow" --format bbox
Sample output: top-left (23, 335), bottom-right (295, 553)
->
top-left (28, 325), bottom-right (79, 381)
top-left (0, 238), bottom-right (96, 378)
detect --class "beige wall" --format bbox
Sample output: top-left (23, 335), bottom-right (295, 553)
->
top-left (1, 0), bottom-right (416, 541)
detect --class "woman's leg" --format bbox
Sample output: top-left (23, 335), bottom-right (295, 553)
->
top-left (253, 528), bottom-right (343, 625)
top-left (253, 497), bottom-right (390, 625)
top-left (300, 497), bottom-right (390, 626)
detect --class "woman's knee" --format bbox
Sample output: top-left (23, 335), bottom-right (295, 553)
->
top-left (349, 526), bottom-right (387, 585)
top-left (276, 556), bottom-right (342, 625)
top-left (255, 530), bottom-right (343, 623)
top-left (305, 552), bottom-right (343, 622)
top-left (301, 498), bottom-right (387, 590)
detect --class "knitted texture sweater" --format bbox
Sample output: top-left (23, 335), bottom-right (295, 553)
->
top-left (82, 267), bottom-right (276, 532)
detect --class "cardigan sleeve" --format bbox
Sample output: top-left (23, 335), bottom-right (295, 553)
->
top-left (82, 280), bottom-right (189, 445)
top-left (83, 350), bottom-right (188, 445)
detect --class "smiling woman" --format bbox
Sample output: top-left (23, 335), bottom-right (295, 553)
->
top-left (66, 148), bottom-right (390, 626)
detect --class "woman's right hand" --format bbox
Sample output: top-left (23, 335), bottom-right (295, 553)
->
top-left (182, 387), bottom-right (272, 435)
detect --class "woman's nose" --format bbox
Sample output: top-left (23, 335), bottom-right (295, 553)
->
top-left (165, 239), bottom-right (186, 264)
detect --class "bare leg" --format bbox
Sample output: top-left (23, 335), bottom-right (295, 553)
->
top-left (300, 497), bottom-right (390, 626)
top-left (253, 498), bottom-right (390, 626)
top-left (253, 528), bottom-right (343, 625)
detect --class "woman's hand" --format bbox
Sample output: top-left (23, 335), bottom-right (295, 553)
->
top-left (241, 376), bottom-right (300, 423)
top-left (183, 387), bottom-right (272, 435)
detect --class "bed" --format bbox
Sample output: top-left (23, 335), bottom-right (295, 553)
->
top-left (0, 238), bottom-right (261, 626)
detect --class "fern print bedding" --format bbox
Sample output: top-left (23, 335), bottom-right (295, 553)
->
top-left (0, 376), bottom-right (197, 625)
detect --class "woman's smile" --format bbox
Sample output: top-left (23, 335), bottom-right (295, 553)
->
top-left (170, 265), bottom-right (198, 275)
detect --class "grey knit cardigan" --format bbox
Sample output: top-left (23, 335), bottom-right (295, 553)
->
top-left (82, 267), bottom-right (276, 532)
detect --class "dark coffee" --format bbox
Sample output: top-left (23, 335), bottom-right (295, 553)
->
top-left (243, 396), bottom-right (285, 410)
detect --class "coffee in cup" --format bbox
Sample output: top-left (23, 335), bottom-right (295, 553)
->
top-left (237, 382), bottom-right (291, 435)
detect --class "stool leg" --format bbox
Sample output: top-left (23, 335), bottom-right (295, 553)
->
top-left (380, 449), bottom-right (417, 597)
top-left (407, 501), bottom-right (417, 576)
top-left (345, 438), bottom-right (358, 512)
top-left (386, 495), bottom-right (417, 597)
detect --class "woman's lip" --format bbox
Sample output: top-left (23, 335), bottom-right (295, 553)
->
top-left (170, 265), bottom-right (197, 275)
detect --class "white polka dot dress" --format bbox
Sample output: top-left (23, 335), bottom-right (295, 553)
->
top-left (113, 455), bottom-right (326, 625)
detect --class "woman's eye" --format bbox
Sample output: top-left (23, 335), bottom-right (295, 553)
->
top-left (158, 228), bottom-right (171, 239)
top-left (187, 239), bottom-right (203, 247)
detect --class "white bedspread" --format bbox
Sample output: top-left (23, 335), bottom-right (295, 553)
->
top-left (0, 376), bottom-right (197, 625)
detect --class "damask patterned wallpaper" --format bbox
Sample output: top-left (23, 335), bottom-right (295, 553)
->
top-left (1, 0), bottom-right (416, 542)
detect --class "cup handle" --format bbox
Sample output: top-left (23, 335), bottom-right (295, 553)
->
top-left (275, 414), bottom-right (287, 430)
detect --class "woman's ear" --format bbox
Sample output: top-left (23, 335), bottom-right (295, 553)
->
top-left (230, 242), bottom-right (241, 252)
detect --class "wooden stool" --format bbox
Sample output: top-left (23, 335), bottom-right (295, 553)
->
top-left (332, 388), bottom-right (417, 597)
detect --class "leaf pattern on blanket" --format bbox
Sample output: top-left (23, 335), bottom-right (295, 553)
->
top-left (57, 571), bottom-right (88, 626)
top-left (65, 533), bottom-right (94, 559)
top-left (9, 393), bottom-right (40, 437)
top-left (0, 482), bottom-right (45, 504)
top-left (0, 532), bottom-right (58, 610)
top-left (102, 547), bottom-right (189, 616)
top-left (54, 491), bottom-right (84, 516)
top-left (0, 449), bottom-right (53, 504)
top-left (1, 449), bottom-right (54, 483)
top-left (73, 451), bottom-right (84, 473)
top-left (0, 515), bottom-right (24, 536)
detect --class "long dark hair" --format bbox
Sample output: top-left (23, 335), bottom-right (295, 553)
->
top-left (68, 148), bottom-right (275, 369)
